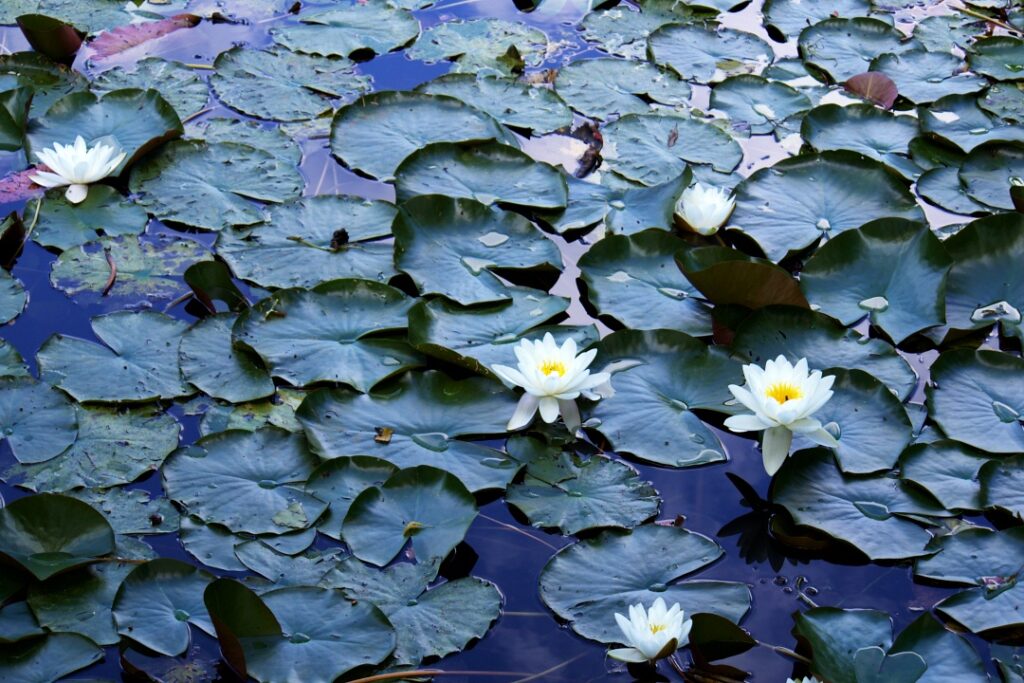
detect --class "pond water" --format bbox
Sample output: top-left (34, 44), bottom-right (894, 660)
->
top-left (0, 0), bottom-right (1022, 681)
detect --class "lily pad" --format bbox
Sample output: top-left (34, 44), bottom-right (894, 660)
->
top-left (394, 195), bottom-right (560, 305)
top-left (762, 0), bottom-right (875, 41)
top-left (210, 47), bottom-right (370, 122)
top-left (900, 440), bottom-right (991, 512)
top-left (343, 465), bottom-right (476, 566)
top-left (710, 75), bottom-right (811, 136)
top-left (890, 613), bottom-right (990, 683)
top-left (0, 378), bottom-right (76, 464)
top-left (32, 185), bottom-right (148, 251)
top-left (2, 404), bottom-right (179, 492)
top-left (578, 229), bottom-right (712, 335)
top-left (870, 50), bottom-right (987, 105)
top-left (579, 0), bottom-right (716, 60)
top-left (800, 218), bottom-right (951, 343)
top-left (179, 518), bottom-right (246, 572)
top-left (297, 371), bottom-right (520, 492)
top-left (676, 246), bottom-right (808, 310)
top-left (981, 455), bottom-right (1024, 519)
top-left (538, 524), bottom-right (751, 643)
top-left (968, 37), bottom-right (1024, 82)
top-left (0, 634), bottom-right (102, 683)
top-left (25, 88), bottom-right (182, 173)
top-left (330, 558), bottom-right (501, 665)
top-left (195, 389), bottom-right (306, 437)
top-left (506, 451), bottom-right (659, 534)
top-left (801, 104), bottom-right (920, 179)
top-left (944, 213), bottom-right (1024, 341)
top-left (91, 58), bottom-right (209, 120)
top-left (649, 23), bottom-right (773, 84)
top-left (979, 82), bottom-right (1024, 123)
top-left (731, 306), bottom-right (917, 400)
top-left (420, 73), bottom-right (571, 134)
top-left (129, 140), bottom-right (304, 231)
top-left (305, 457), bottom-right (396, 541)
top-left (0, 52), bottom-right (87, 118)
top-left (233, 280), bottom-right (421, 392)
top-left (270, 3), bottom-right (419, 58)
top-left (113, 559), bottom-right (214, 657)
top-left (912, 14), bottom-right (985, 53)
top-left (918, 94), bottom-right (1024, 153)
top-left (69, 487), bottom-right (178, 536)
top-left (50, 235), bottom-right (210, 300)
top-left (186, 117), bottom-right (301, 165)
top-left (330, 91), bottom-right (514, 182)
top-left (916, 166), bottom-right (992, 217)
top-left (792, 607), bottom-right (893, 683)
top-left (728, 152), bottom-right (923, 262)
top-left (0, 341), bottom-right (28, 378)
top-left (927, 349), bottom-right (1024, 454)
top-left (0, 493), bottom-right (115, 580)
top-left (0, 270), bottom-right (25, 325)
top-left (773, 449), bottom-right (944, 560)
top-left (37, 311), bottom-right (192, 403)
top-left (587, 329), bottom-right (742, 467)
top-left (406, 18), bottom-right (548, 76)
top-left (26, 561), bottom-right (134, 646)
top-left (394, 141), bottom-right (568, 210)
top-left (554, 57), bottom-right (690, 120)
top-left (958, 141), bottom-right (1024, 210)
top-left (180, 313), bottom-right (274, 404)
top-left (162, 428), bottom-right (327, 535)
top-left (798, 18), bottom-right (917, 84)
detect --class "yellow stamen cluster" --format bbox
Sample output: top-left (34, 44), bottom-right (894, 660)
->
top-left (539, 359), bottom-right (566, 377)
top-left (766, 382), bottom-right (802, 404)
top-left (649, 623), bottom-right (667, 634)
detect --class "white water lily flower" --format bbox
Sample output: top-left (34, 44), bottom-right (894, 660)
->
top-left (787, 678), bottom-right (822, 683)
top-left (608, 598), bottom-right (692, 663)
top-left (491, 332), bottom-right (610, 433)
top-left (675, 182), bottom-right (736, 236)
top-left (30, 135), bottom-right (126, 204)
top-left (724, 355), bottom-right (838, 476)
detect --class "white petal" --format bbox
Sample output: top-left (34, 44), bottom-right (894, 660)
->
top-left (558, 399), bottom-right (581, 434)
top-left (538, 396), bottom-right (560, 423)
top-left (804, 427), bottom-right (839, 448)
top-left (65, 184), bottom-right (89, 204)
top-left (608, 647), bottom-right (648, 663)
top-left (761, 426), bottom-right (793, 475)
top-left (507, 394), bottom-right (539, 431)
top-left (724, 413), bottom-right (769, 433)
top-left (491, 364), bottom-right (528, 390)
top-left (29, 172), bottom-right (69, 188)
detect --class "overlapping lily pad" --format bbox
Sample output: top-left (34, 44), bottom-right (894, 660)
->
top-left (186, 117), bottom-right (301, 165)
top-left (554, 58), bottom-right (690, 120)
top-left (579, 0), bottom-right (715, 59)
top-left (270, 4), bottom-right (420, 58)
top-left (710, 75), bottom-right (811, 136)
top-left (958, 141), bottom-right (1024, 210)
top-left (981, 455), bottom-right (1024, 519)
top-left (900, 440), bottom-right (991, 512)
top-left (0, 634), bottom-right (102, 682)
top-left (762, 0), bottom-right (875, 40)
top-left (27, 561), bottom-right (134, 646)
top-left (801, 104), bottom-right (920, 179)
top-left (406, 18), bottom-right (548, 75)
top-left (870, 50), bottom-right (987, 105)
top-left (420, 74), bottom-right (571, 134)
top-left (539, 171), bottom-right (689, 235)
top-left (0, 377), bottom-right (76, 464)
top-left (91, 58), bottom-right (209, 120)
top-left (649, 23), bottom-right (773, 84)
top-left (32, 185), bottom-right (148, 251)
top-left (918, 94), bottom-right (1024, 153)
top-left (798, 18), bottom-right (916, 83)
top-left (0, 269), bottom-right (25, 325)
top-left (968, 37), bottom-right (1024, 82)
top-left (180, 313), bottom-right (275, 404)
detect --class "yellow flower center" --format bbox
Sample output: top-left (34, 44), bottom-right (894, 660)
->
top-left (766, 382), bottom-right (802, 404)
top-left (539, 359), bottom-right (566, 377)
top-left (650, 623), bottom-right (667, 634)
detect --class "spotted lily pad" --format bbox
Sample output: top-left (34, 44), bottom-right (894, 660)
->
top-left (270, 3), bottom-right (419, 58)
top-left (420, 74), bottom-right (571, 134)
top-left (801, 104), bottom-right (921, 179)
top-left (406, 18), bottom-right (548, 76)
top-left (554, 58), bottom-right (690, 121)
top-left (918, 94), bottom-right (1024, 153)
top-left (762, 0), bottom-right (875, 40)
top-left (900, 440), bottom-right (991, 512)
top-left (0, 634), bottom-right (102, 682)
top-left (26, 561), bottom-right (134, 647)
top-left (233, 280), bottom-right (421, 392)
top-left (798, 18), bottom-right (917, 84)
top-left (68, 487), bottom-right (179, 536)
top-left (870, 50), bottom-right (987, 105)
top-left (180, 313), bottom-right (275, 404)
top-left (538, 524), bottom-right (751, 643)
top-left (0, 378), bottom-right (76, 464)
top-left (162, 428), bottom-right (327, 535)
top-left (968, 37), bottom-right (1024, 82)
top-left (649, 23), bottom-right (773, 84)
top-left (91, 58), bottom-right (209, 120)
top-left (958, 141), bottom-right (1024, 211)
top-left (32, 185), bottom-right (148, 251)
top-left (981, 455), bottom-right (1024, 520)
top-left (579, 0), bottom-right (716, 60)
top-left (0, 52), bottom-right (87, 118)
top-left (710, 75), bottom-right (811, 136)
top-left (0, 270), bottom-right (25, 325)
top-left (37, 311), bottom-right (192, 403)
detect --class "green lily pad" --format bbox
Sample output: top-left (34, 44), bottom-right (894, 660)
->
top-left (2, 404), bottom-right (179, 492)
top-left (25, 88), bottom-right (182, 173)
top-left (798, 18), bottom-right (917, 84)
top-left (915, 526), bottom-right (1024, 634)
top-left (554, 57), bottom-right (690, 120)
top-left (0, 634), bottom-right (102, 683)
top-left (979, 82), bottom-right (1024, 123)
top-left (406, 18), bottom-right (548, 76)
top-left (762, 0), bottom-right (875, 40)
top-left (538, 524), bottom-right (751, 643)
top-left (801, 104), bottom-right (921, 179)
top-left (113, 559), bottom-right (214, 657)
top-left (676, 246), bottom-right (808, 310)
top-left (233, 280), bottom-right (421, 392)
top-left (129, 140), bottom-right (304, 231)
top-left (0, 87), bottom-right (30, 152)
top-left (50, 235), bottom-right (210, 300)
top-left (578, 229), bottom-right (712, 335)
top-left (407, 286), bottom-right (597, 376)
top-left (233, 541), bottom-right (341, 588)
top-left (890, 612), bottom-right (990, 683)
top-left (180, 313), bottom-right (275, 404)
top-left (900, 440), bottom-right (991, 512)
top-left (800, 218), bottom-right (951, 343)
top-left (297, 371), bottom-right (520, 492)
top-left (26, 561), bottom-right (134, 646)
top-left (0, 341), bottom-right (28, 379)
top-left (579, 0), bottom-right (716, 60)
top-left (0, 601), bottom-right (42, 642)
top-left (179, 517), bottom-right (246, 572)
top-left (870, 50), bottom-right (986, 105)
top-left (773, 449), bottom-right (944, 560)
top-left (0, 269), bottom-right (24, 325)
top-left (32, 185), bottom-right (148, 251)
top-left (394, 195), bottom-right (560, 305)
top-left (343, 465), bottom-right (476, 567)
top-left (305, 456), bottom-right (396, 541)
top-left (0, 378), bottom-right (77, 464)
top-left (330, 558), bottom-right (501, 665)
top-left (958, 141), bottom-right (1024, 210)
top-left (731, 306), bottom-right (917, 400)
top-left (270, 3), bottom-right (419, 58)
top-left (981, 455), bottom-right (1024, 519)
top-left (916, 166), bottom-right (992, 217)
top-left (186, 117), bottom-right (301, 165)
top-left (0, 52), bottom-right (87, 118)
top-left (728, 152), bottom-right (923, 262)
top-left (506, 451), bottom-right (659, 534)
top-left (37, 311), bottom-right (192, 403)
top-left (330, 91), bottom-right (514, 182)
top-left (210, 47), bottom-right (371, 122)
top-left (0, 493), bottom-right (115, 580)
top-left (601, 113), bottom-right (743, 184)
top-left (587, 329), bottom-right (742, 467)
top-left (944, 213), bottom-right (1024, 340)
top-left (394, 141), bottom-right (567, 210)
top-left (215, 195), bottom-right (395, 289)
top-left (968, 36), bottom-right (1024, 82)
top-left (793, 607), bottom-right (893, 683)
top-left (203, 581), bottom-right (395, 683)
top-left (162, 428), bottom-right (327, 535)
top-left (710, 75), bottom-right (811, 136)
top-left (927, 349), bottom-right (1024, 454)
top-left (912, 14), bottom-right (985, 53)
top-left (68, 487), bottom-right (178, 536)
top-left (419, 73), bottom-right (571, 134)
top-left (918, 94), bottom-right (1024, 153)
top-left (194, 389), bottom-right (306, 437)
top-left (649, 23), bottom-right (773, 84)
top-left (91, 58), bottom-right (209, 120)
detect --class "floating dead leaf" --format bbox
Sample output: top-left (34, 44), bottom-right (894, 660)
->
top-left (374, 426), bottom-right (394, 444)
top-left (844, 72), bottom-right (898, 110)
top-left (89, 14), bottom-right (201, 60)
